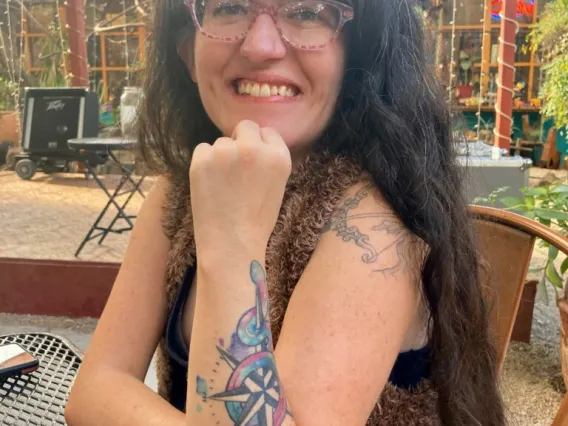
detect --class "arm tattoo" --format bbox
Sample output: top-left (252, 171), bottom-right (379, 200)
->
top-left (322, 184), bottom-right (411, 275)
top-left (194, 261), bottom-right (292, 425)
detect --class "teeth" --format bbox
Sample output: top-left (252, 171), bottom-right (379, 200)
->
top-left (259, 84), bottom-right (271, 97)
top-left (236, 80), bottom-right (297, 98)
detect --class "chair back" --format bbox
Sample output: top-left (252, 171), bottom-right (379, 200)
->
top-left (469, 205), bottom-right (568, 368)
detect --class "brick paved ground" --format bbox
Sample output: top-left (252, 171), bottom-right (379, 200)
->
top-left (0, 170), bottom-right (154, 262)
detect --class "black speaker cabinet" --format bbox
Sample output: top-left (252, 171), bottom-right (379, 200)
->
top-left (20, 88), bottom-right (99, 155)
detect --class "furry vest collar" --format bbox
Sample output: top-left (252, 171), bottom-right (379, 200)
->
top-left (155, 152), bottom-right (440, 425)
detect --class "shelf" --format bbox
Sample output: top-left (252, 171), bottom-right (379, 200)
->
top-left (470, 62), bottom-right (540, 68)
top-left (440, 24), bottom-right (533, 30)
top-left (456, 106), bottom-right (541, 113)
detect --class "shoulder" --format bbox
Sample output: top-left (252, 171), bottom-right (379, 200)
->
top-left (149, 173), bottom-right (190, 241)
top-left (319, 179), bottom-right (424, 278)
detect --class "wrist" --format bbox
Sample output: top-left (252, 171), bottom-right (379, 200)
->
top-left (196, 246), bottom-right (266, 280)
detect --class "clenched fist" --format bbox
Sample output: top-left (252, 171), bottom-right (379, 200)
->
top-left (189, 120), bottom-right (292, 259)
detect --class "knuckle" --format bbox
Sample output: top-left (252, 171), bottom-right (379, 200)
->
top-left (189, 144), bottom-right (211, 175)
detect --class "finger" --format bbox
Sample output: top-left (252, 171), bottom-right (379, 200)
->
top-left (213, 137), bottom-right (235, 147)
top-left (189, 142), bottom-right (212, 177)
top-left (259, 127), bottom-right (286, 148)
top-left (260, 127), bottom-right (292, 173)
top-left (260, 127), bottom-right (291, 157)
top-left (232, 120), bottom-right (262, 143)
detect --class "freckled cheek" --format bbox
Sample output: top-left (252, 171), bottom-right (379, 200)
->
top-left (194, 41), bottom-right (230, 96)
top-left (303, 51), bottom-right (345, 107)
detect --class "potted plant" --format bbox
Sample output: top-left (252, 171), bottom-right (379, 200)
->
top-left (0, 77), bottom-right (20, 167)
top-left (484, 184), bottom-right (568, 387)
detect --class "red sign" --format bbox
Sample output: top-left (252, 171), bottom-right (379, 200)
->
top-left (491, 0), bottom-right (535, 19)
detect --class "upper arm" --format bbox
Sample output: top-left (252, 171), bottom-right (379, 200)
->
top-left (274, 182), bottom-right (425, 426)
top-left (77, 176), bottom-right (172, 381)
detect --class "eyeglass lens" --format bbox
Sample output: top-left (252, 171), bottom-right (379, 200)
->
top-left (193, 0), bottom-right (342, 47)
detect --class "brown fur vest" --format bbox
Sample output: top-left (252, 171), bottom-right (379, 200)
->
top-left (156, 153), bottom-right (440, 425)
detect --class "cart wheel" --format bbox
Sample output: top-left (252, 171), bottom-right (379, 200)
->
top-left (15, 159), bottom-right (37, 180)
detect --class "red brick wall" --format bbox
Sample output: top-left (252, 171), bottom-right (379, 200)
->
top-left (0, 258), bottom-right (118, 318)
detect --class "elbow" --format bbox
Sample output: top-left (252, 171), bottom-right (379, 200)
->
top-left (65, 366), bottom-right (97, 425)
top-left (65, 378), bottom-right (87, 425)
top-left (65, 389), bottom-right (80, 425)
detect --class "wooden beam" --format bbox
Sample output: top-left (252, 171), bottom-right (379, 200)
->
top-left (480, 0), bottom-right (493, 97)
top-left (66, 0), bottom-right (89, 87)
top-left (527, 0), bottom-right (538, 102)
top-left (100, 33), bottom-right (108, 101)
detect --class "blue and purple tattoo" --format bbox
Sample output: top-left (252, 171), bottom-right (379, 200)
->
top-left (195, 261), bottom-right (290, 426)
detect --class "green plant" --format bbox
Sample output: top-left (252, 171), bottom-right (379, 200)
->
top-left (0, 77), bottom-right (17, 112)
top-left (473, 186), bottom-right (509, 206)
top-left (498, 184), bottom-right (568, 302)
top-left (529, 0), bottom-right (568, 129)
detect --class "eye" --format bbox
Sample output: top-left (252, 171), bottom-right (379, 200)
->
top-left (213, 3), bottom-right (248, 16)
top-left (291, 8), bottom-right (319, 21)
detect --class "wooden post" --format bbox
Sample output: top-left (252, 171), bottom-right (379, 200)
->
top-left (493, 0), bottom-right (517, 150)
top-left (66, 0), bottom-right (89, 87)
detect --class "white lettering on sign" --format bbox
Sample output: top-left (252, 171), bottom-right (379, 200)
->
top-left (46, 100), bottom-right (65, 112)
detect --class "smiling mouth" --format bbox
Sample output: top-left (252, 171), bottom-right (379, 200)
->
top-left (232, 79), bottom-right (300, 98)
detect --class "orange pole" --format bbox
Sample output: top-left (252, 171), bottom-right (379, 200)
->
top-left (66, 0), bottom-right (89, 87)
top-left (493, 0), bottom-right (517, 150)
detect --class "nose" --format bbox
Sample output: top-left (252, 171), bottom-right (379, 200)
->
top-left (240, 14), bottom-right (287, 63)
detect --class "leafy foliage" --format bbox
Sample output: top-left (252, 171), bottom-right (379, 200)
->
top-left (0, 77), bottom-right (17, 112)
top-left (530, 0), bottom-right (568, 129)
top-left (485, 184), bottom-right (568, 302)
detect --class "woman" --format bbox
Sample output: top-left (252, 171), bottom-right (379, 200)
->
top-left (66, 0), bottom-right (506, 424)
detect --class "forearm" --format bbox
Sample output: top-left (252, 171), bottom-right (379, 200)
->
top-left (66, 369), bottom-right (186, 426)
top-left (185, 251), bottom-right (295, 426)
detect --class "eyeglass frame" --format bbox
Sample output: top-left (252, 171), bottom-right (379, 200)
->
top-left (184, 0), bottom-right (355, 50)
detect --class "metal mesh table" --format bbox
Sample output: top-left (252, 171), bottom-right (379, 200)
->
top-left (0, 333), bottom-right (83, 425)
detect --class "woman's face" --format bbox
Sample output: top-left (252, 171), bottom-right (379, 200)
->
top-left (182, 0), bottom-right (347, 159)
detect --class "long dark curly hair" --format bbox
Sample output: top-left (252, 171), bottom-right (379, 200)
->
top-left (139, 0), bottom-right (506, 424)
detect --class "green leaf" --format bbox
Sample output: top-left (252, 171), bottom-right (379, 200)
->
top-left (549, 246), bottom-right (560, 260)
top-left (501, 197), bottom-right (524, 208)
top-left (537, 274), bottom-right (550, 306)
top-left (539, 218), bottom-right (552, 227)
top-left (526, 211), bottom-right (537, 219)
top-left (524, 187), bottom-right (549, 197)
top-left (561, 256), bottom-right (568, 275)
top-left (551, 185), bottom-right (568, 194)
top-left (473, 197), bottom-right (489, 205)
top-left (535, 209), bottom-right (568, 221)
top-left (546, 260), bottom-right (564, 288)
top-left (525, 195), bottom-right (536, 209)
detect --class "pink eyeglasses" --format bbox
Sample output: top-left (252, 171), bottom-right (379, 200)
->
top-left (185, 0), bottom-right (354, 50)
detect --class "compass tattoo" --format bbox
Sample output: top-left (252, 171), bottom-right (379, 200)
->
top-left (195, 261), bottom-right (291, 426)
top-left (322, 184), bottom-right (412, 275)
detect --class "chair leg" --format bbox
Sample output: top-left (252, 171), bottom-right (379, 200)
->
top-left (552, 392), bottom-right (568, 426)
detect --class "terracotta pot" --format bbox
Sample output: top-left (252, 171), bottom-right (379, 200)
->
top-left (0, 111), bottom-right (20, 145)
top-left (559, 299), bottom-right (568, 390)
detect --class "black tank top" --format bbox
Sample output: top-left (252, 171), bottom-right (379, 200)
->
top-left (164, 264), bottom-right (431, 412)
